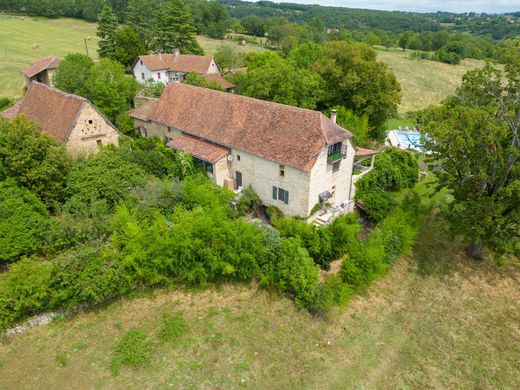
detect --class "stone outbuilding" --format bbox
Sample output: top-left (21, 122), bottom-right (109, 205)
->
top-left (20, 56), bottom-right (60, 89)
top-left (1, 82), bottom-right (120, 156)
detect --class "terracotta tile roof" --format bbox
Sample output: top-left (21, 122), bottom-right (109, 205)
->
top-left (203, 74), bottom-right (235, 90)
top-left (136, 54), bottom-right (214, 74)
top-left (21, 56), bottom-right (60, 78)
top-left (1, 82), bottom-right (85, 142)
top-left (131, 98), bottom-right (159, 121)
top-left (1, 101), bottom-right (22, 119)
top-left (355, 147), bottom-right (381, 157)
top-left (167, 134), bottom-right (229, 163)
top-left (129, 83), bottom-right (351, 171)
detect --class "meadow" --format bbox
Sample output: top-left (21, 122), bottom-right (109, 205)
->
top-left (376, 48), bottom-right (484, 114)
top-left (1, 210), bottom-right (518, 389)
top-left (0, 15), bottom-right (98, 98)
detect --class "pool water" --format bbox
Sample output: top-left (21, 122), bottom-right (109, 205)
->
top-left (395, 131), bottom-right (422, 149)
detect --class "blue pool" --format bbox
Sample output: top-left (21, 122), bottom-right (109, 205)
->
top-left (395, 131), bottom-right (422, 150)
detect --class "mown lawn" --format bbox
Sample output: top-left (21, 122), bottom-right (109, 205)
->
top-left (1, 208), bottom-right (519, 389)
top-left (0, 15), bottom-right (98, 98)
top-left (376, 48), bottom-right (485, 114)
top-left (197, 34), bottom-right (268, 56)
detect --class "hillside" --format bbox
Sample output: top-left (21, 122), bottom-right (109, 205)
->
top-left (375, 48), bottom-right (484, 113)
top-left (0, 15), bottom-right (98, 98)
top-left (1, 212), bottom-right (519, 389)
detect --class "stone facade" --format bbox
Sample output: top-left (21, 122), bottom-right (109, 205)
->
top-left (65, 103), bottom-right (120, 157)
top-left (23, 68), bottom-right (55, 89)
top-left (133, 119), bottom-right (355, 217)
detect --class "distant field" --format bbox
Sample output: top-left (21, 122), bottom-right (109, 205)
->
top-left (197, 35), bottom-right (268, 56)
top-left (0, 15), bottom-right (98, 98)
top-left (376, 48), bottom-right (484, 114)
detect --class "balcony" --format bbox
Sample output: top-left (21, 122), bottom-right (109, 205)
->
top-left (327, 143), bottom-right (347, 163)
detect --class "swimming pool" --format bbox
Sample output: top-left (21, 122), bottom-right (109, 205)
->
top-left (386, 130), bottom-right (423, 151)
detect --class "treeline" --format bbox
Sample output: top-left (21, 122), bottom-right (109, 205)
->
top-left (0, 114), bottom-right (423, 330)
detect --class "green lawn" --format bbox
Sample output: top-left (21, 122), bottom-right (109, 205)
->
top-left (197, 34), bottom-right (268, 56)
top-left (1, 207), bottom-right (519, 389)
top-left (0, 15), bottom-right (98, 99)
top-left (376, 48), bottom-right (485, 114)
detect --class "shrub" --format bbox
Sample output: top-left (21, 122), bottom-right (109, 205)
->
top-left (0, 257), bottom-right (52, 330)
top-left (236, 186), bottom-right (262, 216)
top-left (0, 180), bottom-right (49, 262)
top-left (374, 208), bottom-right (418, 264)
top-left (269, 238), bottom-right (320, 308)
top-left (308, 275), bottom-right (352, 317)
top-left (110, 328), bottom-right (154, 375)
top-left (159, 312), bottom-right (188, 344)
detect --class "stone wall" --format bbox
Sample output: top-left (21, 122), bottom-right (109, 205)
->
top-left (66, 103), bottom-right (119, 157)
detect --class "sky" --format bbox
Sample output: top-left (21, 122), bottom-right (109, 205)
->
top-left (278, 0), bottom-right (520, 14)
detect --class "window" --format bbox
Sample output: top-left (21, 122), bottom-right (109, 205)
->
top-left (272, 186), bottom-right (289, 204)
top-left (96, 139), bottom-right (102, 146)
top-left (236, 171), bottom-right (242, 188)
top-left (141, 72), bottom-right (145, 80)
top-left (157, 72), bottom-right (161, 79)
top-left (140, 60), bottom-right (143, 66)
top-left (237, 154), bottom-right (241, 161)
top-left (279, 165), bottom-right (285, 177)
top-left (88, 119), bottom-right (93, 124)
top-left (204, 162), bottom-right (213, 174)
top-left (332, 160), bottom-right (341, 173)
top-left (331, 185), bottom-right (336, 196)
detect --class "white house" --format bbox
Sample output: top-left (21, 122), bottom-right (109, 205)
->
top-left (132, 50), bottom-right (234, 90)
top-left (129, 83), bottom-right (363, 218)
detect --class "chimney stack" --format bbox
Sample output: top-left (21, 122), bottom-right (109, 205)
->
top-left (173, 48), bottom-right (180, 58)
top-left (331, 109), bottom-right (337, 124)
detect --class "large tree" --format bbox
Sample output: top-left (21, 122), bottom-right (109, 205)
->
top-left (125, 0), bottom-right (156, 49)
top-left (52, 53), bottom-right (94, 97)
top-left (153, 0), bottom-right (203, 55)
top-left (113, 26), bottom-right (147, 68)
top-left (314, 41), bottom-right (401, 139)
top-left (418, 40), bottom-right (520, 259)
top-left (97, 5), bottom-right (119, 59)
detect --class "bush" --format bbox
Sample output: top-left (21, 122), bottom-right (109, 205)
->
top-left (0, 181), bottom-right (49, 262)
top-left (236, 186), bottom-right (262, 216)
top-left (0, 257), bottom-right (52, 330)
top-left (159, 312), bottom-right (188, 344)
top-left (110, 328), bottom-right (154, 375)
top-left (308, 275), bottom-right (352, 317)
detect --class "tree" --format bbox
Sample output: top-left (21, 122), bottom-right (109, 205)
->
top-left (0, 180), bottom-right (49, 262)
top-left (52, 53), bottom-right (94, 97)
top-left (398, 31), bottom-right (412, 51)
top-left (243, 56), bottom-right (324, 110)
top-left (314, 41), bottom-right (401, 139)
top-left (125, 0), bottom-right (156, 49)
top-left (0, 116), bottom-right (71, 208)
top-left (214, 45), bottom-right (244, 70)
top-left (418, 41), bottom-right (520, 259)
top-left (240, 15), bottom-right (264, 37)
top-left (85, 59), bottom-right (138, 122)
top-left (97, 5), bottom-right (119, 59)
top-left (113, 26), bottom-right (147, 68)
top-left (183, 72), bottom-right (225, 92)
top-left (153, 0), bottom-right (203, 55)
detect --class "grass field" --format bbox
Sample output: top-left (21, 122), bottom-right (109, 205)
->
top-left (376, 48), bottom-right (484, 114)
top-left (197, 35), bottom-right (268, 56)
top-left (1, 208), bottom-right (519, 389)
top-left (0, 15), bottom-right (98, 98)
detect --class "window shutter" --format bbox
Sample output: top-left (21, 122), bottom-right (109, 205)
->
top-left (272, 186), bottom-right (277, 200)
top-left (285, 190), bottom-right (289, 205)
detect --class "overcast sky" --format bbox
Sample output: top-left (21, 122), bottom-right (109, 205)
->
top-left (281, 0), bottom-right (520, 13)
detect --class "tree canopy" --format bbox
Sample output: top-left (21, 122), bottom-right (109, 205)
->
top-left (418, 40), bottom-right (520, 259)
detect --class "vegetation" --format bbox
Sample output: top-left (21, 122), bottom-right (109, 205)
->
top-left (418, 41), bottom-right (520, 259)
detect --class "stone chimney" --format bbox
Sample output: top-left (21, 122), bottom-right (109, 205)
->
top-left (173, 48), bottom-right (180, 58)
top-left (331, 109), bottom-right (337, 124)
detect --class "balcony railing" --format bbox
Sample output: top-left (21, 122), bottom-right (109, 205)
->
top-left (327, 145), bottom-right (347, 163)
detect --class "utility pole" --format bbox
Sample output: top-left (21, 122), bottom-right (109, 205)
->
top-left (84, 38), bottom-right (89, 57)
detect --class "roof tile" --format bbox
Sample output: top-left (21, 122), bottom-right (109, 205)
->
top-left (21, 56), bottom-right (60, 78)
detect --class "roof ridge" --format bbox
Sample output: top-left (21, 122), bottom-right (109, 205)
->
top-left (30, 81), bottom-right (88, 104)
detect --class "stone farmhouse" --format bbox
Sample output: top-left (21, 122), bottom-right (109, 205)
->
top-left (1, 82), bottom-right (120, 156)
top-left (132, 50), bottom-right (235, 91)
top-left (21, 56), bottom-right (60, 89)
top-left (130, 83), bottom-right (359, 218)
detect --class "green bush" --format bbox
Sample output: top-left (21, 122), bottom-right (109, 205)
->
top-left (0, 257), bottom-right (52, 330)
top-left (236, 186), bottom-right (262, 216)
top-left (308, 275), bottom-right (352, 317)
top-left (110, 328), bottom-right (154, 375)
top-left (0, 181), bottom-right (49, 262)
top-left (159, 312), bottom-right (188, 344)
